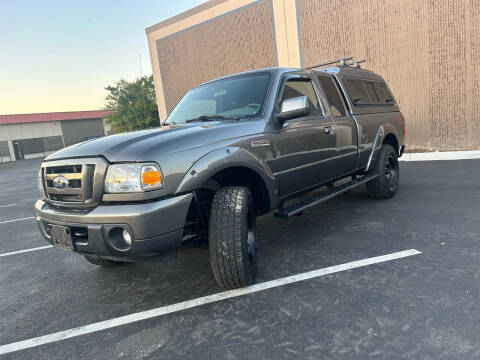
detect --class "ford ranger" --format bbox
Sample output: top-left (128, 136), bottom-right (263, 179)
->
top-left (35, 57), bottom-right (405, 289)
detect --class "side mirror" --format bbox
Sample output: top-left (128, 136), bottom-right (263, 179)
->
top-left (276, 96), bottom-right (310, 123)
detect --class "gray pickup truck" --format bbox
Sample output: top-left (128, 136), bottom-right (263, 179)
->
top-left (35, 57), bottom-right (405, 289)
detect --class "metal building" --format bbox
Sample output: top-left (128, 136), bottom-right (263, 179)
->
top-left (0, 110), bottom-right (110, 162)
top-left (146, 0), bottom-right (480, 151)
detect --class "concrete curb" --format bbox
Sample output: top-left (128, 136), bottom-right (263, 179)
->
top-left (400, 150), bottom-right (480, 161)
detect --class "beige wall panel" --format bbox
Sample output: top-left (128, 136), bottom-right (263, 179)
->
top-left (0, 122), bottom-right (62, 142)
top-left (147, 37), bottom-right (168, 121)
top-left (428, 1), bottom-right (465, 149)
top-left (469, 0), bottom-right (480, 149)
top-left (271, 0), bottom-right (301, 67)
top-left (298, 0), bottom-right (480, 150)
top-left (147, 0), bottom-right (261, 120)
top-left (156, 0), bottom-right (277, 113)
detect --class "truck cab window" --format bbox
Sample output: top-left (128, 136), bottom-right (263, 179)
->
top-left (280, 78), bottom-right (323, 116)
top-left (316, 76), bottom-right (347, 116)
top-left (345, 79), bottom-right (369, 104)
top-left (374, 82), bottom-right (394, 103)
top-left (364, 82), bottom-right (379, 102)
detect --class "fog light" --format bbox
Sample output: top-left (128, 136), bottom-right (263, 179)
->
top-left (122, 229), bottom-right (132, 246)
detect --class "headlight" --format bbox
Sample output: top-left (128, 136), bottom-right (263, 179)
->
top-left (104, 163), bottom-right (164, 193)
top-left (38, 168), bottom-right (46, 199)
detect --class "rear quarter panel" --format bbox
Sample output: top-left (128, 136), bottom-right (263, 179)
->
top-left (353, 112), bottom-right (405, 168)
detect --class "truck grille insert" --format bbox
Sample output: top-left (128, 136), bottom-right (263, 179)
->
top-left (41, 158), bottom-right (106, 208)
top-left (48, 193), bottom-right (83, 202)
top-left (45, 165), bottom-right (82, 174)
top-left (84, 164), bottom-right (96, 201)
top-left (44, 164), bottom-right (85, 203)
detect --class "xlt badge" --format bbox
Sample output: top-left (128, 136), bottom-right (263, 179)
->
top-left (250, 140), bottom-right (270, 148)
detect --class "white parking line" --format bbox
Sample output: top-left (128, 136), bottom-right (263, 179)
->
top-left (0, 204), bottom-right (16, 208)
top-left (0, 248), bottom-right (421, 355)
top-left (0, 216), bottom-right (35, 225)
top-left (0, 246), bottom-right (53, 258)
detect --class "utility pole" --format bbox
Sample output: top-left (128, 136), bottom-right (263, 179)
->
top-left (139, 53), bottom-right (148, 128)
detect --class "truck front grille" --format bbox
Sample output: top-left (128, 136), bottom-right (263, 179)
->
top-left (41, 158), bottom-right (107, 208)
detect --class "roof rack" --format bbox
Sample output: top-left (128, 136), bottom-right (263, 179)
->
top-left (303, 57), bottom-right (366, 70)
top-left (352, 59), bottom-right (366, 68)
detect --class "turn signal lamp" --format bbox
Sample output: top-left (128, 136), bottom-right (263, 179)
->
top-left (141, 165), bottom-right (163, 190)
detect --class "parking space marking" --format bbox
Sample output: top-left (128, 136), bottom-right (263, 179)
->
top-left (0, 249), bottom-right (421, 355)
top-left (0, 216), bottom-right (34, 225)
top-left (0, 204), bottom-right (16, 208)
top-left (0, 246), bottom-right (53, 258)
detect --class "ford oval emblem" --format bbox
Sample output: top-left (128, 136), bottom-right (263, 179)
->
top-left (53, 175), bottom-right (69, 190)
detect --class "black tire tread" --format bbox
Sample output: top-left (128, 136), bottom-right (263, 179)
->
top-left (209, 186), bottom-right (255, 289)
top-left (367, 144), bottom-right (399, 199)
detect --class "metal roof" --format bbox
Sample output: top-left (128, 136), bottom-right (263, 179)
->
top-left (0, 110), bottom-right (111, 125)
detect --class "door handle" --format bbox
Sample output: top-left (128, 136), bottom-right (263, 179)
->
top-left (324, 126), bottom-right (335, 135)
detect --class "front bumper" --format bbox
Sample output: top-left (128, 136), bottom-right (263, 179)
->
top-left (34, 193), bottom-right (193, 261)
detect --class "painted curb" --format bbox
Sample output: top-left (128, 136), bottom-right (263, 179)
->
top-left (400, 150), bottom-right (480, 161)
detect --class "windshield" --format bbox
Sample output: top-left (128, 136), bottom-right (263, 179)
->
top-left (165, 72), bottom-right (271, 124)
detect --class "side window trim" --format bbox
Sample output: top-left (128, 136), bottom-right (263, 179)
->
top-left (276, 73), bottom-right (326, 119)
top-left (332, 76), bottom-right (352, 113)
top-left (315, 73), bottom-right (348, 117)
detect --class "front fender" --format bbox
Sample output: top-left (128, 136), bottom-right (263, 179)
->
top-left (175, 147), bottom-right (278, 208)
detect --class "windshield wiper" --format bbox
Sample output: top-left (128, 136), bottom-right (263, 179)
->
top-left (185, 114), bottom-right (239, 123)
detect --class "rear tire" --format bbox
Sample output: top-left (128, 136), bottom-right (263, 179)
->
top-left (367, 144), bottom-right (399, 199)
top-left (84, 255), bottom-right (124, 267)
top-left (208, 186), bottom-right (257, 289)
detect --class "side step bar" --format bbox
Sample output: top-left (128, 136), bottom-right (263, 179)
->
top-left (274, 174), bottom-right (379, 218)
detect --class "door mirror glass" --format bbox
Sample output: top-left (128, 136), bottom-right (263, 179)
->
top-left (277, 96), bottom-right (310, 122)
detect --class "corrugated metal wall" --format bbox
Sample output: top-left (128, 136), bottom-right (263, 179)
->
top-left (297, 0), bottom-right (480, 150)
top-left (150, 0), bottom-right (479, 150)
top-left (156, 0), bottom-right (277, 113)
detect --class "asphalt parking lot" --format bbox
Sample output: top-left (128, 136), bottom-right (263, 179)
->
top-left (0, 158), bottom-right (479, 359)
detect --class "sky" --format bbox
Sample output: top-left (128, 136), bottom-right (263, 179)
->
top-left (0, 0), bottom-right (205, 115)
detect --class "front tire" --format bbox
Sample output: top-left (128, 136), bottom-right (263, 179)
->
top-left (208, 186), bottom-right (257, 289)
top-left (367, 144), bottom-right (399, 199)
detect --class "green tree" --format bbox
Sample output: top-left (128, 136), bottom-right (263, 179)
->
top-left (104, 75), bottom-right (160, 133)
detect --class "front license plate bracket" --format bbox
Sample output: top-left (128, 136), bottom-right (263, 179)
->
top-left (49, 224), bottom-right (74, 250)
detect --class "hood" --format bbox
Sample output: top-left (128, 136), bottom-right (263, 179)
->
top-left (45, 119), bottom-right (265, 163)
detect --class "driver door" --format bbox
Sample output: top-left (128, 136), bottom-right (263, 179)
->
top-left (269, 74), bottom-right (337, 198)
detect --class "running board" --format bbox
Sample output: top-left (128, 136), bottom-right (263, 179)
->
top-left (274, 174), bottom-right (379, 218)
